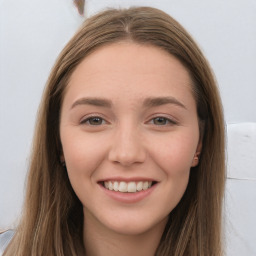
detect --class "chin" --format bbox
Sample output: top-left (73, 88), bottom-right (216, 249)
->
top-left (100, 213), bottom-right (169, 236)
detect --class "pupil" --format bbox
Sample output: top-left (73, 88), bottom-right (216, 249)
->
top-left (90, 117), bottom-right (102, 125)
top-left (154, 117), bottom-right (166, 125)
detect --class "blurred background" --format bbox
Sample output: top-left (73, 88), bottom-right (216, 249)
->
top-left (0, 0), bottom-right (255, 255)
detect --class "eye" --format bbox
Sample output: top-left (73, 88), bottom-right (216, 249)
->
top-left (81, 116), bottom-right (106, 126)
top-left (150, 116), bottom-right (176, 126)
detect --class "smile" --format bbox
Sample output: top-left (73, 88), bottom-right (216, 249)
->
top-left (103, 181), bottom-right (153, 193)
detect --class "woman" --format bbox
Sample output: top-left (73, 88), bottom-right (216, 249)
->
top-left (2, 6), bottom-right (225, 256)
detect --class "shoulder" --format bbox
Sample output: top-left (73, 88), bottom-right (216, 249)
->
top-left (0, 230), bottom-right (15, 255)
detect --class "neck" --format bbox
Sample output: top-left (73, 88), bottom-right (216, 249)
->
top-left (83, 213), bottom-right (167, 256)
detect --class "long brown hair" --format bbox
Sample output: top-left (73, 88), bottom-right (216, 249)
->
top-left (4, 7), bottom-right (225, 256)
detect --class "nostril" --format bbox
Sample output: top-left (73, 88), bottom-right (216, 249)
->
top-left (107, 134), bottom-right (146, 166)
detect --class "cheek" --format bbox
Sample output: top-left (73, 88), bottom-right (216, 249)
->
top-left (149, 131), bottom-right (198, 176)
top-left (150, 133), bottom-right (196, 212)
top-left (61, 131), bottom-right (108, 205)
top-left (61, 131), bottom-right (107, 179)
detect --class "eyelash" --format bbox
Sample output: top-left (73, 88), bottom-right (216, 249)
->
top-left (148, 116), bottom-right (177, 126)
top-left (80, 115), bottom-right (177, 127)
top-left (80, 115), bottom-right (107, 126)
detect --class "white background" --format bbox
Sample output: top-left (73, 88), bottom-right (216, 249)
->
top-left (0, 0), bottom-right (255, 255)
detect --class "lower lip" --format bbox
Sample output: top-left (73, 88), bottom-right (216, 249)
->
top-left (99, 183), bottom-right (157, 203)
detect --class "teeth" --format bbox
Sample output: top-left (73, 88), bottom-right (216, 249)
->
top-left (103, 181), bottom-right (154, 193)
top-left (108, 181), bottom-right (113, 191)
top-left (104, 181), bottom-right (109, 189)
top-left (119, 181), bottom-right (128, 192)
top-left (137, 181), bottom-right (143, 191)
top-left (113, 181), bottom-right (119, 191)
top-left (143, 181), bottom-right (149, 190)
top-left (127, 182), bottom-right (136, 193)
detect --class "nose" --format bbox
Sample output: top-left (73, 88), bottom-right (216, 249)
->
top-left (108, 125), bottom-right (146, 167)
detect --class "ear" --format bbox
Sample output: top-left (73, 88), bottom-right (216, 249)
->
top-left (191, 140), bottom-right (202, 167)
top-left (60, 155), bottom-right (65, 166)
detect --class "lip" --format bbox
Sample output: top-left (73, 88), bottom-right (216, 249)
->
top-left (98, 178), bottom-right (158, 203)
top-left (98, 176), bottom-right (157, 183)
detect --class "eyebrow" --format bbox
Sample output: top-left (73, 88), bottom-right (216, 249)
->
top-left (143, 96), bottom-right (187, 109)
top-left (70, 96), bottom-right (186, 110)
top-left (71, 97), bottom-right (112, 109)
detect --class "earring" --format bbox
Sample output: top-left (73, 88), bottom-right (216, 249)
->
top-left (61, 161), bottom-right (66, 167)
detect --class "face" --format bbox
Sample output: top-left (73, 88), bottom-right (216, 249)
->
top-left (60, 42), bottom-right (201, 236)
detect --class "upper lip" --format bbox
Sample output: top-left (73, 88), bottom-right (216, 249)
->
top-left (97, 176), bottom-right (158, 183)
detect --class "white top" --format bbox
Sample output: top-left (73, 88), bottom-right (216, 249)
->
top-left (0, 230), bottom-right (15, 256)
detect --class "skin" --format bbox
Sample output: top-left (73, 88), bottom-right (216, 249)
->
top-left (60, 42), bottom-right (201, 256)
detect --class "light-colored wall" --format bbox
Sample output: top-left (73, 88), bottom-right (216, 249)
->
top-left (0, 0), bottom-right (255, 255)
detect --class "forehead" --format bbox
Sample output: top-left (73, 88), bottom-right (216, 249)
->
top-left (65, 42), bottom-right (194, 106)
